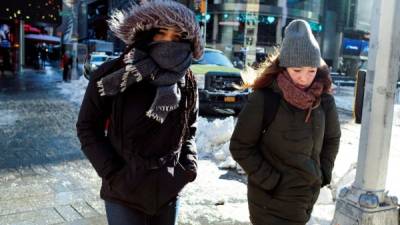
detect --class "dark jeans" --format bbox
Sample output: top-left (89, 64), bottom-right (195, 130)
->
top-left (105, 199), bottom-right (180, 225)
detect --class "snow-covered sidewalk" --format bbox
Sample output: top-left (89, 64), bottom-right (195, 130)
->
top-left (179, 108), bottom-right (400, 225)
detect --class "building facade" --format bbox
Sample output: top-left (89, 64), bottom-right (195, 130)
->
top-left (1, 0), bottom-right (62, 71)
top-left (204, 0), bottom-right (325, 66)
top-left (339, 0), bottom-right (373, 76)
top-left (81, 0), bottom-right (372, 75)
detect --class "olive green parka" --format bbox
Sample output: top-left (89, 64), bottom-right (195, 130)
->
top-left (229, 83), bottom-right (341, 225)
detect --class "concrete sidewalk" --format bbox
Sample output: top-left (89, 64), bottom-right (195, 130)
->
top-left (0, 68), bottom-right (107, 225)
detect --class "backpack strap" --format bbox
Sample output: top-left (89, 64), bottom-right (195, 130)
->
top-left (319, 94), bottom-right (329, 119)
top-left (261, 88), bottom-right (281, 133)
top-left (261, 89), bottom-right (329, 134)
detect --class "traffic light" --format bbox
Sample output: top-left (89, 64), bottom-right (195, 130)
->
top-left (199, 0), bottom-right (206, 14)
top-left (194, 0), bottom-right (207, 41)
top-left (194, 0), bottom-right (207, 15)
top-left (308, 21), bottom-right (323, 32)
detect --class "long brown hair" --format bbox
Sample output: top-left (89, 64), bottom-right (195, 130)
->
top-left (242, 51), bottom-right (333, 94)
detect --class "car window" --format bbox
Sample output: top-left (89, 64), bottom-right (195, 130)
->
top-left (107, 56), bottom-right (118, 61)
top-left (194, 51), bottom-right (234, 68)
top-left (91, 56), bottom-right (108, 62)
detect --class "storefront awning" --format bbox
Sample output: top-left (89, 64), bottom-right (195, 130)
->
top-left (24, 24), bottom-right (41, 34)
top-left (25, 34), bottom-right (61, 43)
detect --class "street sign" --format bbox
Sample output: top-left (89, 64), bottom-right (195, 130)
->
top-left (59, 10), bottom-right (72, 17)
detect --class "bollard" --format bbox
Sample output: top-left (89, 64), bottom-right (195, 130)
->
top-left (354, 69), bottom-right (367, 124)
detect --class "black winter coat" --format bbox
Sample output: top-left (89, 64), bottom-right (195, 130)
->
top-left (76, 58), bottom-right (198, 215)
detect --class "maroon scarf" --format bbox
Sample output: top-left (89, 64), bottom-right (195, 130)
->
top-left (276, 71), bottom-right (324, 122)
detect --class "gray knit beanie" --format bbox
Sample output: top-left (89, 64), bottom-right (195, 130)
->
top-left (280, 19), bottom-right (321, 68)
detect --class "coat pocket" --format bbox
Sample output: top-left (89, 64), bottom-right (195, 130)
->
top-left (273, 171), bottom-right (312, 198)
top-left (106, 164), bottom-right (158, 214)
top-left (107, 163), bottom-right (143, 195)
top-left (157, 162), bottom-right (190, 207)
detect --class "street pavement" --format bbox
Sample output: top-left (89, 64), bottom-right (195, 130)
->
top-left (0, 68), bottom-right (108, 225)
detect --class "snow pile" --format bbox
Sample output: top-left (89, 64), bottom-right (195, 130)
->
top-left (196, 117), bottom-right (237, 169)
top-left (56, 76), bottom-right (89, 105)
top-left (179, 160), bottom-right (249, 225)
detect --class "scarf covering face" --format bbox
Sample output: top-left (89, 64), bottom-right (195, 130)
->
top-left (96, 41), bottom-right (192, 123)
top-left (276, 70), bottom-right (324, 122)
top-left (108, 0), bottom-right (204, 60)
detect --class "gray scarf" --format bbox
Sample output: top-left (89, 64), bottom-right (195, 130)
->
top-left (97, 41), bottom-right (192, 123)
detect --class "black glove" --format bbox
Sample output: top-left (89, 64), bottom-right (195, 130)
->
top-left (320, 167), bottom-right (332, 187)
top-left (178, 161), bottom-right (197, 182)
top-left (185, 169), bottom-right (197, 182)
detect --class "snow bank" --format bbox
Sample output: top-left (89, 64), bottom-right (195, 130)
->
top-left (56, 76), bottom-right (89, 105)
top-left (196, 117), bottom-right (237, 169)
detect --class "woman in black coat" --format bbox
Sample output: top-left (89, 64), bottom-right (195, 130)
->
top-left (76, 1), bottom-right (204, 225)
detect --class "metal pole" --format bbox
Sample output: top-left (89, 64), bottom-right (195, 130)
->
top-left (353, 0), bottom-right (400, 191)
top-left (244, 1), bottom-right (259, 66)
top-left (276, 0), bottom-right (287, 45)
top-left (203, 0), bottom-right (207, 43)
top-left (70, 0), bottom-right (79, 80)
top-left (211, 13), bottom-right (218, 48)
top-left (332, 0), bottom-right (400, 223)
top-left (18, 20), bottom-right (25, 73)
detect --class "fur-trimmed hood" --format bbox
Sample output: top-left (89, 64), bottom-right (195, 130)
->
top-left (108, 0), bottom-right (204, 59)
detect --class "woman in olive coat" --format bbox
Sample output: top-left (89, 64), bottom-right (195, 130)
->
top-left (230, 19), bottom-right (341, 225)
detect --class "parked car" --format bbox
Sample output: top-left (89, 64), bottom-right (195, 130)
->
top-left (89, 53), bottom-right (109, 70)
top-left (192, 48), bottom-right (249, 115)
top-left (83, 53), bottom-right (118, 79)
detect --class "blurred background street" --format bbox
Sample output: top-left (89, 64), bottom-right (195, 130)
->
top-left (1, 0), bottom-right (399, 225)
